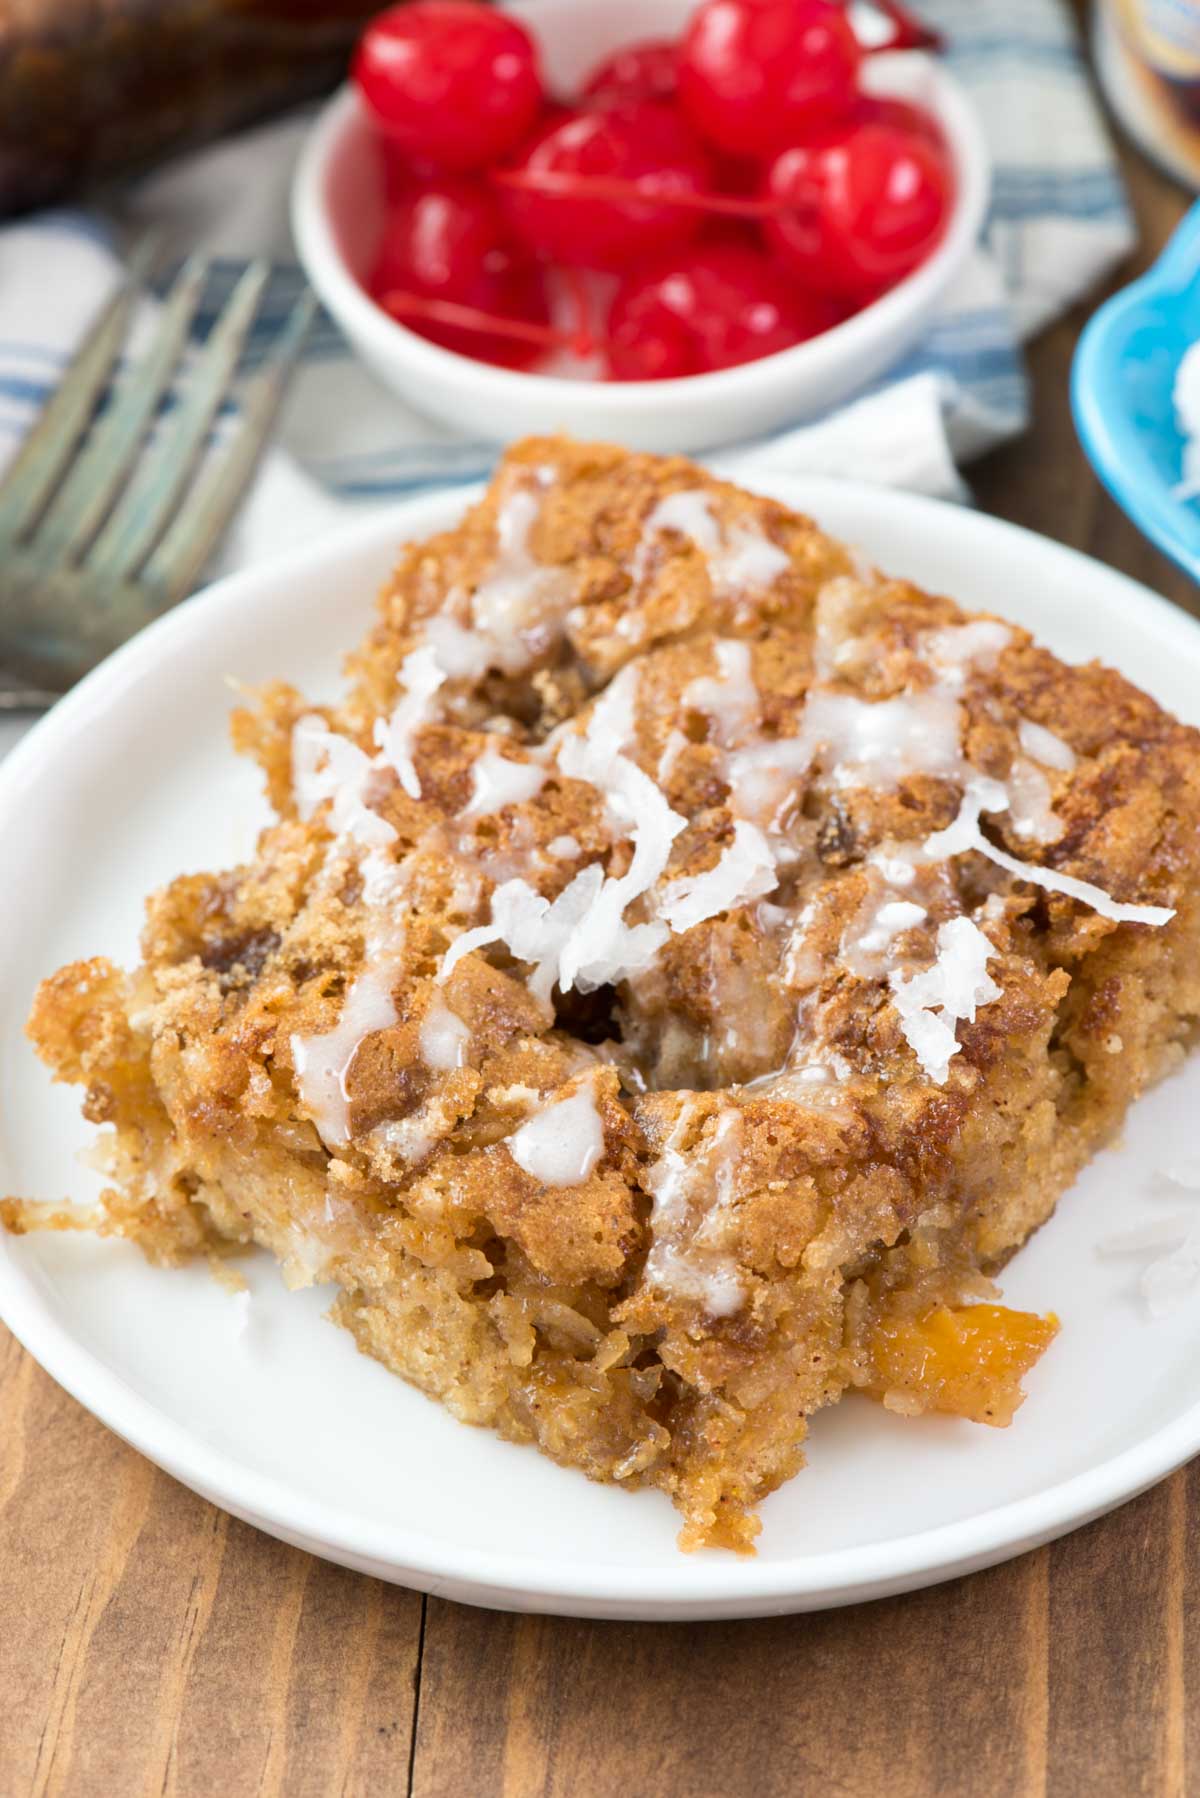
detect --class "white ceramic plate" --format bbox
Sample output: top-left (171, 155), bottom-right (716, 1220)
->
top-left (3, 476), bottom-right (1200, 1622)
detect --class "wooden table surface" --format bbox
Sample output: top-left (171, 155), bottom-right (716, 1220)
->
top-left (4, 62), bottom-right (1200, 1798)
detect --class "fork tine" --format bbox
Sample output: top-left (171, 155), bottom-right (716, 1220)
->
top-left (34, 255), bottom-right (211, 563)
top-left (145, 292), bottom-right (317, 600)
top-left (0, 235), bottom-right (160, 544)
top-left (85, 260), bottom-right (271, 581)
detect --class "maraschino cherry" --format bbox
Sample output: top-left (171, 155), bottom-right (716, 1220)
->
top-left (580, 39), bottom-right (679, 108)
top-left (354, 1), bottom-right (544, 172)
top-left (763, 120), bottom-right (953, 296)
top-left (679, 0), bottom-right (862, 157)
top-left (606, 239), bottom-right (842, 379)
top-left (350, 0), bottom-right (952, 377)
top-left (369, 177), bottom-right (554, 368)
top-left (497, 103), bottom-right (714, 271)
top-left (851, 93), bottom-right (947, 151)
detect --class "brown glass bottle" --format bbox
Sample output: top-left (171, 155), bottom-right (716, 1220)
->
top-left (0, 0), bottom-right (389, 218)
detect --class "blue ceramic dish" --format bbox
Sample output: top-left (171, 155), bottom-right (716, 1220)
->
top-left (1072, 201), bottom-right (1200, 585)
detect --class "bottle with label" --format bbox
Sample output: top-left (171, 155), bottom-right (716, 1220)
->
top-left (1095, 0), bottom-right (1200, 186)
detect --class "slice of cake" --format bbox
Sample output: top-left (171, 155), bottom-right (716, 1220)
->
top-left (7, 437), bottom-right (1200, 1552)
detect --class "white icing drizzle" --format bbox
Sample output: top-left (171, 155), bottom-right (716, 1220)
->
top-left (659, 821), bottom-right (778, 933)
top-left (716, 522), bottom-right (791, 592)
top-left (643, 1104), bottom-right (746, 1319)
top-left (437, 654), bottom-right (783, 996)
top-left (812, 574), bottom-right (872, 681)
top-left (727, 736), bottom-right (815, 831)
top-left (868, 844), bottom-right (919, 888)
top-left (297, 481), bottom-right (567, 834)
top-left (842, 894), bottom-right (928, 980)
top-left (460, 744), bottom-right (545, 819)
top-left (782, 898), bottom-right (822, 989)
top-left (287, 696), bottom-right (451, 1155)
top-left (292, 717), bottom-right (397, 849)
top-left (421, 612), bottom-right (495, 680)
top-left (802, 688), bottom-right (964, 790)
top-left (656, 728), bottom-right (688, 786)
top-left (288, 714), bottom-right (415, 1146)
top-left (728, 685), bottom-right (965, 837)
top-left (1019, 716), bottom-right (1077, 772)
top-left (466, 481), bottom-right (573, 673)
top-left (292, 513), bottom-right (599, 1151)
top-left (291, 963), bottom-right (400, 1146)
top-left (374, 645), bottom-right (446, 800)
top-left (507, 1080), bottom-right (605, 1187)
top-left (683, 639), bottom-right (760, 746)
top-left (634, 490), bottom-right (789, 596)
top-left (419, 990), bottom-right (470, 1070)
top-left (925, 778), bottom-right (1175, 927)
top-left (889, 917), bottom-right (1001, 1084)
top-left (921, 619), bottom-right (1012, 685)
top-left (547, 834), bottom-right (579, 858)
top-left (1005, 756), bottom-right (1060, 844)
top-left (471, 488), bottom-right (542, 638)
top-left (660, 490), bottom-right (722, 544)
top-left (726, 646), bottom-right (975, 837)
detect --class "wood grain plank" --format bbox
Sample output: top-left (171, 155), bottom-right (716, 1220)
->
top-left (277, 1559), bottom-right (421, 1798)
top-left (972, 302), bottom-right (1104, 558)
top-left (1042, 1476), bottom-right (1186, 1797)
top-left (976, 141), bottom-right (1198, 620)
top-left (0, 1347), bottom-right (422, 1797)
top-left (0, 1342), bottom-right (157, 1798)
top-left (149, 1518), bottom-right (421, 1797)
top-left (1180, 1459), bottom-right (1200, 1787)
top-left (412, 1549), bottom-right (1050, 1798)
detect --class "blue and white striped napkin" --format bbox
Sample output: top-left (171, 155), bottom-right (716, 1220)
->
top-left (0, 0), bottom-right (1132, 575)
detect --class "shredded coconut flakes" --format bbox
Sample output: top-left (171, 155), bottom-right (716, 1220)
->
top-left (659, 821), bottom-right (778, 933)
top-left (460, 745), bottom-right (545, 819)
top-left (889, 917), bottom-right (1001, 1084)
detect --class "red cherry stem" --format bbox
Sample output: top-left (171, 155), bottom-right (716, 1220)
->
top-left (562, 265), bottom-right (597, 357)
top-left (489, 165), bottom-right (795, 222)
top-left (861, 0), bottom-right (945, 53)
top-left (380, 288), bottom-right (580, 349)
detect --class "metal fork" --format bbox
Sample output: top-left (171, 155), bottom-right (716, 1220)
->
top-left (0, 242), bottom-right (315, 707)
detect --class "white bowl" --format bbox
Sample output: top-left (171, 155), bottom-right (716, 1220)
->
top-left (291, 0), bottom-right (990, 454)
